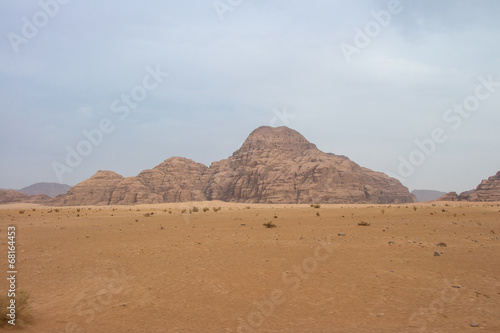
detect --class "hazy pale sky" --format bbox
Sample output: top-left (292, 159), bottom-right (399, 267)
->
top-left (1, 0), bottom-right (499, 193)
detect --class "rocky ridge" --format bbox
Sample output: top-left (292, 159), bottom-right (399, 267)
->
top-left (438, 171), bottom-right (500, 202)
top-left (49, 126), bottom-right (416, 205)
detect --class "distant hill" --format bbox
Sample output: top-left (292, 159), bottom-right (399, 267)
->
top-left (19, 182), bottom-right (71, 197)
top-left (0, 189), bottom-right (50, 204)
top-left (411, 190), bottom-right (447, 202)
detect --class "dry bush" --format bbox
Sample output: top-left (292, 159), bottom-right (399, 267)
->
top-left (263, 222), bottom-right (277, 228)
top-left (0, 290), bottom-right (32, 327)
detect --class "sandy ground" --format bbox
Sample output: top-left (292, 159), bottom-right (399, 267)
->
top-left (0, 201), bottom-right (499, 333)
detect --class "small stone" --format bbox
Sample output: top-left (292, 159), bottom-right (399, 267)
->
top-left (338, 232), bottom-right (346, 236)
top-left (85, 235), bottom-right (89, 238)
top-left (388, 241), bottom-right (394, 245)
top-left (434, 251), bottom-right (440, 256)
top-left (470, 322), bottom-right (479, 327)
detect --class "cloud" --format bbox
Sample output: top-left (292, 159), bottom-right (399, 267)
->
top-left (0, 0), bottom-right (499, 192)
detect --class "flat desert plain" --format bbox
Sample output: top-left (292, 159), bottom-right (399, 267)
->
top-left (1, 202), bottom-right (499, 333)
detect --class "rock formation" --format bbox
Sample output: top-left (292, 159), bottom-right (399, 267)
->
top-left (48, 126), bottom-right (415, 205)
top-left (438, 171), bottom-right (500, 202)
top-left (204, 126), bottom-right (415, 204)
top-left (54, 157), bottom-right (208, 206)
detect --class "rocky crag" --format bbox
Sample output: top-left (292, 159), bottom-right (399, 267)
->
top-left (438, 171), bottom-right (500, 202)
top-left (50, 126), bottom-right (416, 205)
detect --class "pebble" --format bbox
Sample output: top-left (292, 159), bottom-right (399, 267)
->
top-left (388, 241), bottom-right (394, 245)
top-left (338, 232), bottom-right (346, 236)
top-left (434, 251), bottom-right (440, 256)
top-left (470, 322), bottom-right (479, 327)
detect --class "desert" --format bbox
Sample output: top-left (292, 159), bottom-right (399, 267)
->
top-left (3, 2), bottom-right (500, 332)
top-left (1, 201), bottom-right (499, 332)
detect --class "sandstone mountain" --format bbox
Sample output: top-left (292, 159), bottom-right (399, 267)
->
top-left (0, 189), bottom-right (50, 204)
top-left (50, 126), bottom-right (415, 205)
top-left (438, 171), bottom-right (500, 202)
top-left (204, 126), bottom-right (415, 204)
top-left (55, 158), bottom-right (208, 206)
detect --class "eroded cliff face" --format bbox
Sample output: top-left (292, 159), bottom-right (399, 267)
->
top-left (204, 126), bottom-right (415, 204)
top-left (439, 171), bottom-right (500, 202)
top-left (53, 157), bottom-right (208, 205)
top-left (51, 126), bottom-right (416, 205)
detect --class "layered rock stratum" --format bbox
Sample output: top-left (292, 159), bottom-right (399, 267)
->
top-left (204, 126), bottom-right (415, 204)
top-left (49, 126), bottom-right (415, 205)
top-left (55, 157), bottom-right (208, 206)
top-left (438, 171), bottom-right (500, 202)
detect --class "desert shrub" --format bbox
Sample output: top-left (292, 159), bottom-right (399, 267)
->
top-left (213, 207), bottom-right (222, 212)
top-left (413, 206), bottom-right (417, 211)
top-left (0, 290), bottom-right (32, 327)
top-left (312, 204), bottom-right (321, 209)
top-left (381, 209), bottom-right (385, 214)
top-left (192, 206), bottom-right (199, 213)
top-left (181, 209), bottom-right (187, 213)
top-left (54, 209), bottom-right (60, 213)
top-left (316, 212), bottom-right (320, 217)
top-left (245, 206), bottom-right (251, 209)
top-left (143, 213), bottom-right (150, 217)
top-left (203, 207), bottom-right (209, 212)
top-left (18, 210), bottom-right (25, 214)
top-left (263, 222), bottom-right (277, 228)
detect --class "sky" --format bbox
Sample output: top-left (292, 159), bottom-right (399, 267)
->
top-left (1, 0), bottom-right (499, 194)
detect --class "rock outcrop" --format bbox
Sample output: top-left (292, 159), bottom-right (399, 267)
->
top-left (53, 157), bottom-right (208, 206)
top-left (438, 171), bottom-right (500, 202)
top-left (204, 126), bottom-right (415, 204)
top-left (48, 126), bottom-right (416, 205)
